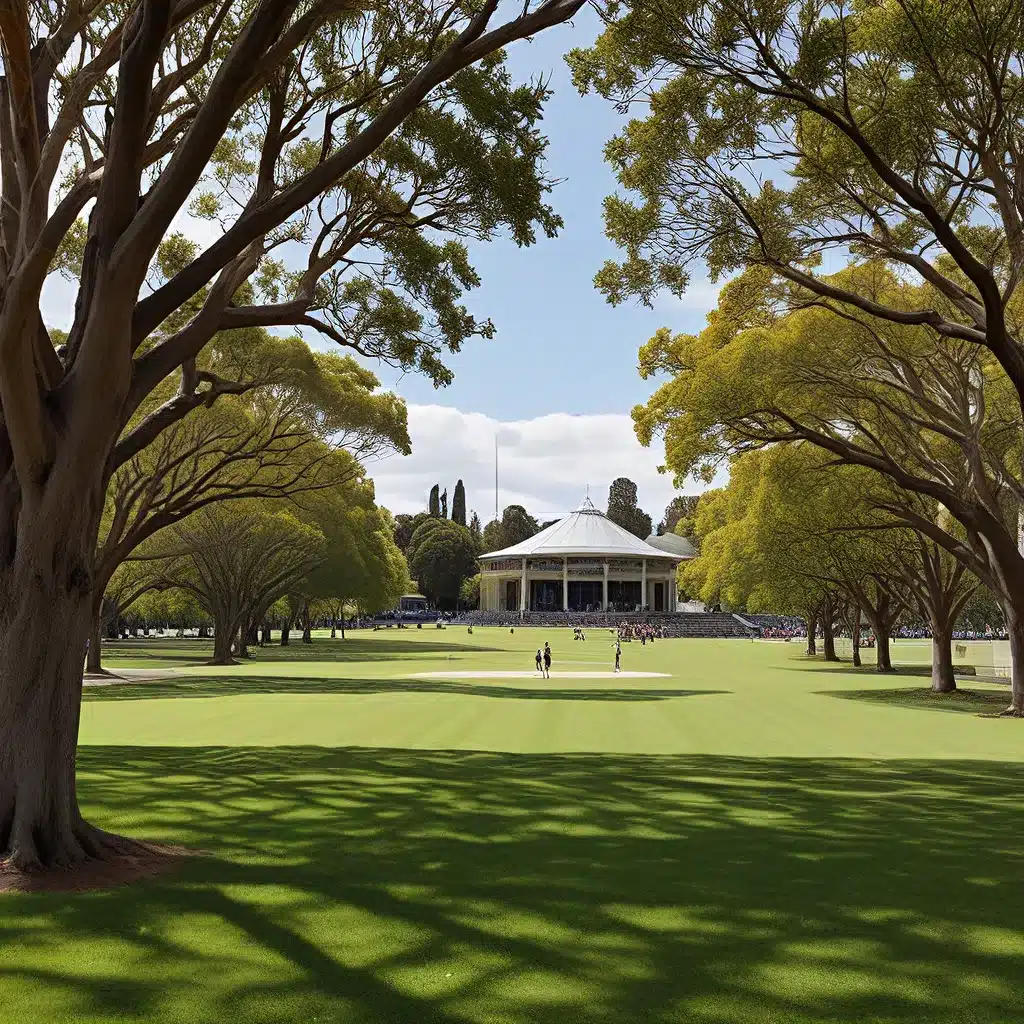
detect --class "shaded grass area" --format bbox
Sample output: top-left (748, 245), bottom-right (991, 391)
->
top-left (83, 675), bottom-right (729, 703)
top-left (99, 636), bottom-right (496, 669)
top-left (786, 657), bottom-right (977, 676)
top-left (824, 686), bottom-right (1013, 716)
top-left (2, 748), bottom-right (1023, 1024)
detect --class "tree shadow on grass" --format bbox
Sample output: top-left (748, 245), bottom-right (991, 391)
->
top-left (100, 637), bottom-right (501, 668)
top-left (820, 686), bottom-right (1013, 716)
top-left (83, 676), bottom-right (730, 703)
top-left (779, 659), bottom-right (979, 677)
top-left (2, 750), bottom-right (1024, 1023)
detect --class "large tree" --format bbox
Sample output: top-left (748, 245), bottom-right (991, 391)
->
top-left (574, 0), bottom-right (1024, 711)
top-left (0, 0), bottom-right (583, 871)
top-left (409, 518), bottom-right (477, 608)
top-left (394, 511), bottom-right (431, 554)
top-left (93, 334), bottom-right (408, 662)
top-left (499, 504), bottom-right (540, 546)
top-left (429, 484), bottom-right (442, 518)
top-left (606, 477), bottom-right (652, 539)
top-left (632, 286), bottom-right (1024, 702)
top-left (159, 503), bottom-right (325, 665)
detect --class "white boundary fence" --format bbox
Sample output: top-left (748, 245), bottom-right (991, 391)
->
top-left (828, 638), bottom-right (1012, 680)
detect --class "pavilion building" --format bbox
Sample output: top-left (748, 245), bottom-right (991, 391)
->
top-left (478, 498), bottom-right (691, 613)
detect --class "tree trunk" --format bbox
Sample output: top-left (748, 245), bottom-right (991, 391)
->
top-left (0, 556), bottom-right (106, 870)
top-left (1004, 610), bottom-right (1024, 716)
top-left (86, 616), bottom-right (104, 675)
top-left (261, 621), bottom-right (272, 645)
top-left (851, 614), bottom-right (861, 669)
top-left (280, 615), bottom-right (292, 646)
top-left (805, 614), bottom-right (817, 656)
top-left (873, 624), bottom-right (893, 672)
top-left (302, 602), bottom-right (312, 644)
top-left (930, 624), bottom-right (956, 693)
top-left (211, 617), bottom-right (238, 665)
top-left (822, 607), bottom-right (838, 661)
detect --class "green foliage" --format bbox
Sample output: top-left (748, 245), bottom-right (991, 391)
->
top-left (606, 478), bottom-right (652, 539)
top-left (460, 573), bottom-right (481, 609)
top-left (574, 0), bottom-right (1024, 614)
top-left (660, 495), bottom-right (700, 537)
top-left (409, 520), bottom-right (478, 609)
top-left (451, 480), bottom-right (467, 526)
top-left (479, 505), bottom-right (539, 554)
top-left (429, 485), bottom-right (441, 518)
top-left (407, 516), bottom-right (449, 568)
top-left (499, 505), bottom-right (540, 548)
top-left (100, 327), bottom-right (410, 591)
top-left (160, 502), bottom-right (326, 657)
top-left (468, 510), bottom-right (483, 552)
top-left (298, 483), bottom-right (410, 617)
top-left (682, 446), bottom-right (887, 617)
top-left (481, 518), bottom-right (505, 554)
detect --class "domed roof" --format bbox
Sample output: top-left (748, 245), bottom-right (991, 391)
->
top-left (645, 532), bottom-right (697, 559)
top-left (480, 498), bottom-right (684, 560)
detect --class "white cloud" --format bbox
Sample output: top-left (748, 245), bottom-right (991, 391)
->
top-left (368, 404), bottom-right (711, 525)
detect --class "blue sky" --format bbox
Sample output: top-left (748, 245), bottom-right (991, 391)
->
top-left (375, 10), bottom-right (718, 420)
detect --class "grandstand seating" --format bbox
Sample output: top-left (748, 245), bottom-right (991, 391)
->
top-left (460, 610), bottom-right (754, 638)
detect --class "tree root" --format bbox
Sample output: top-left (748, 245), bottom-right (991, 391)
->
top-left (3, 819), bottom-right (192, 893)
top-left (999, 705), bottom-right (1024, 718)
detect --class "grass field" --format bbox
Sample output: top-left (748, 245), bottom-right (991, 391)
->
top-left (3, 629), bottom-right (1024, 1023)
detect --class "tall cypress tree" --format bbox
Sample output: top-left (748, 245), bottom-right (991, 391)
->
top-left (428, 484), bottom-right (441, 517)
top-left (440, 488), bottom-right (449, 519)
top-left (452, 480), bottom-right (467, 525)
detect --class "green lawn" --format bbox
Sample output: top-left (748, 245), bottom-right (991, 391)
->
top-left (4, 630), bottom-right (1024, 1023)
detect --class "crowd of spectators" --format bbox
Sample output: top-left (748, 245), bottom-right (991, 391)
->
top-left (745, 614), bottom-right (808, 639)
top-left (892, 625), bottom-right (1009, 640)
top-left (616, 621), bottom-right (665, 643)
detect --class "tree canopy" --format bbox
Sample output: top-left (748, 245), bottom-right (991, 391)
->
top-left (574, 0), bottom-right (1024, 707)
top-left (659, 495), bottom-right (698, 537)
top-left (451, 479), bottom-right (467, 526)
top-left (606, 477), bottom-right (652, 539)
top-left (408, 519), bottom-right (477, 608)
top-left (159, 502), bottom-right (325, 664)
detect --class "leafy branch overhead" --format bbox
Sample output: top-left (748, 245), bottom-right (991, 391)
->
top-left (1, 0), bottom-right (585, 499)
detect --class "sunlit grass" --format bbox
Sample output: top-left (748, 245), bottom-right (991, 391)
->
top-left (2, 631), bottom-right (1022, 1023)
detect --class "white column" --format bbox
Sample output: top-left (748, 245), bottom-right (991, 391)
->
top-left (641, 558), bottom-right (647, 611)
top-left (563, 557), bottom-right (569, 611)
top-left (602, 561), bottom-right (609, 611)
top-left (671, 571), bottom-right (677, 612)
top-left (520, 558), bottom-right (528, 612)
